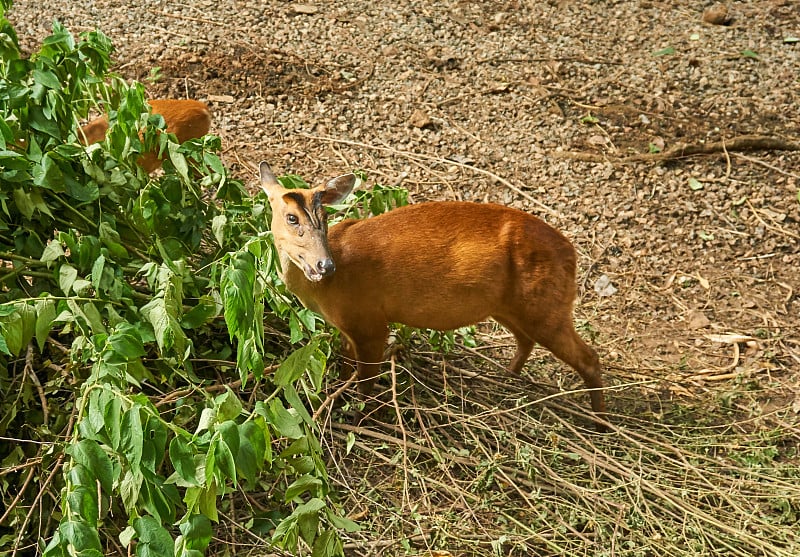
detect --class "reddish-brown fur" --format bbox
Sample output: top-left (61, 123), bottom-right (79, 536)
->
top-left (259, 162), bottom-right (607, 429)
top-left (79, 99), bottom-right (211, 173)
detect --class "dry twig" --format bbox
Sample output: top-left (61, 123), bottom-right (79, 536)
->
top-left (554, 134), bottom-right (800, 163)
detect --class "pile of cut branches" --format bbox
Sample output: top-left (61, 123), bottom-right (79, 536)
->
top-left (316, 349), bottom-right (800, 556)
top-left (0, 5), bottom-right (404, 555)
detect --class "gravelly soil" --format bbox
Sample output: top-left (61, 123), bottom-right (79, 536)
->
top-left (10, 0), bottom-right (800, 451)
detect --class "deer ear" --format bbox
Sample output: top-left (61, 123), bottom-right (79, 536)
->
top-left (259, 161), bottom-right (282, 198)
top-left (320, 173), bottom-right (356, 205)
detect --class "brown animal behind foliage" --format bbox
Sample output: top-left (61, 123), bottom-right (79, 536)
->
top-left (258, 162), bottom-right (608, 431)
top-left (79, 99), bottom-right (211, 173)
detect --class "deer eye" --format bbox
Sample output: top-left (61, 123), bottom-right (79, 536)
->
top-left (286, 214), bottom-right (299, 225)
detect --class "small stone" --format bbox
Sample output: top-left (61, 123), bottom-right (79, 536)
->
top-left (703, 4), bottom-right (730, 25)
top-left (686, 310), bottom-right (711, 330)
top-left (408, 109), bottom-right (434, 129)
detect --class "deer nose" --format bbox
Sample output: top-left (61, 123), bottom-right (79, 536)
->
top-left (317, 258), bottom-right (335, 276)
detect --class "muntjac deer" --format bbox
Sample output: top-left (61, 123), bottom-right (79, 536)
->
top-left (259, 162), bottom-right (607, 430)
top-left (79, 99), bottom-right (211, 173)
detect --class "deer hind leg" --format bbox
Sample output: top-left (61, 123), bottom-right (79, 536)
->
top-left (493, 317), bottom-right (535, 374)
top-left (535, 321), bottom-right (606, 416)
top-left (499, 312), bottom-right (607, 429)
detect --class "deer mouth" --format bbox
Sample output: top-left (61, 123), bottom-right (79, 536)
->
top-left (305, 266), bottom-right (324, 282)
top-left (297, 256), bottom-right (324, 282)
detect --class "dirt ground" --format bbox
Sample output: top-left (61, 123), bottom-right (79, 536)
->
top-left (7, 0), bottom-right (800, 553)
top-left (15, 0), bottom-right (798, 413)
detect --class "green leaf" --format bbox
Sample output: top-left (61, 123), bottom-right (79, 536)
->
top-left (169, 435), bottom-right (199, 485)
top-left (108, 330), bottom-right (146, 360)
top-left (214, 421), bottom-right (239, 485)
top-left (688, 177), bottom-right (704, 191)
top-left (104, 395), bottom-right (122, 450)
top-left (167, 140), bottom-right (190, 183)
top-left (214, 388), bottom-right (242, 422)
top-left (84, 388), bottom-right (108, 439)
top-left (327, 509), bottom-right (361, 532)
top-left (66, 486), bottom-right (100, 529)
top-left (120, 406), bottom-right (144, 469)
top-left (67, 439), bottom-right (114, 494)
top-left (0, 332), bottom-right (10, 356)
top-left (32, 67), bottom-right (62, 89)
top-left (653, 46), bottom-right (675, 56)
top-left (140, 476), bottom-right (178, 524)
top-left (92, 254), bottom-right (106, 290)
top-left (211, 214), bottom-right (226, 246)
top-left (82, 301), bottom-right (107, 335)
top-left (41, 238), bottom-right (65, 264)
top-left (59, 264), bottom-right (78, 295)
top-left (274, 339), bottom-right (319, 387)
top-left (222, 251), bottom-right (255, 339)
top-left (0, 149), bottom-right (27, 170)
top-left (33, 152), bottom-right (65, 190)
top-left (218, 420), bottom-right (240, 455)
top-left (178, 514), bottom-right (213, 552)
top-left (141, 296), bottom-right (186, 356)
top-left (28, 105), bottom-right (60, 138)
top-left (285, 474), bottom-right (323, 502)
top-left (312, 529), bottom-right (341, 557)
top-left (296, 498), bottom-right (324, 546)
top-left (13, 187), bottom-right (36, 219)
top-left (236, 421), bottom-right (265, 484)
top-left (198, 482), bottom-right (218, 523)
top-left (0, 311), bottom-right (23, 355)
top-left (57, 519), bottom-right (103, 552)
top-left (120, 469), bottom-right (143, 516)
top-left (284, 383), bottom-right (313, 425)
top-left (264, 398), bottom-right (304, 439)
top-left (180, 295), bottom-right (218, 329)
top-left (133, 516), bottom-right (175, 557)
top-left (741, 49), bottom-right (760, 60)
top-left (141, 413), bottom-right (169, 473)
top-left (99, 222), bottom-right (129, 260)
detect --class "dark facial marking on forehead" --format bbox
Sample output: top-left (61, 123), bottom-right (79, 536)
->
top-left (285, 192), bottom-right (307, 212)
top-left (285, 191), bottom-right (323, 228)
top-left (311, 191), bottom-right (328, 227)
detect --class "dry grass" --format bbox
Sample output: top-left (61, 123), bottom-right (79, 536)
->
top-left (313, 341), bottom-right (799, 556)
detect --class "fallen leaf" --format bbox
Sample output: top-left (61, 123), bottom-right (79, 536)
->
top-left (290, 3), bottom-right (319, 15)
top-left (446, 154), bottom-right (474, 165)
top-left (207, 94), bottom-right (235, 103)
top-left (653, 46), bottom-right (676, 57)
top-left (488, 81), bottom-right (510, 93)
top-left (705, 333), bottom-right (756, 344)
